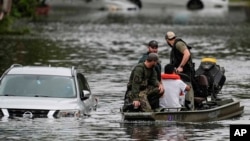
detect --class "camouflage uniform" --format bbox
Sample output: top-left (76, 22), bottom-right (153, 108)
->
top-left (138, 52), bottom-right (161, 81)
top-left (126, 63), bottom-right (160, 112)
top-left (138, 52), bottom-right (162, 109)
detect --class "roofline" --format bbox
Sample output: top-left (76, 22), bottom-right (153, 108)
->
top-left (1, 64), bottom-right (77, 79)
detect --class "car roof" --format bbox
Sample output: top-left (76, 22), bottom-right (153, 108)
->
top-left (7, 66), bottom-right (74, 77)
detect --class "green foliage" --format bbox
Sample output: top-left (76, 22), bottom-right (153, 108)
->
top-left (0, 16), bottom-right (13, 33)
top-left (0, 0), bottom-right (39, 34)
top-left (11, 0), bottom-right (39, 18)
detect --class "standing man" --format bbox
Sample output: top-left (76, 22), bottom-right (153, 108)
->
top-left (165, 31), bottom-right (194, 77)
top-left (138, 40), bottom-right (163, 109)
top-left (125, 53), bottom-right (164, 112)
top-left (165, 31), bottom-right (199, 110)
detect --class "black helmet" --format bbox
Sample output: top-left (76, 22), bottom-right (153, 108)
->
top-left (148, 40), bottom-right (158, 48)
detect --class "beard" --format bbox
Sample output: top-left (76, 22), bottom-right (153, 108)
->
top-left (151, 63), bottom-right (156, 68)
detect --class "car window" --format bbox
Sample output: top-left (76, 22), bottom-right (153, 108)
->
top-left (0, 75), bottom-right (76, 98)
top-left (77, 73), bottom-right (91, 92)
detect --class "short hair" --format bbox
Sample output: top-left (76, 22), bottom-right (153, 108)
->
top-left (164, 64), bottom-right (175, 74)
top-left (147, 53), bottom-right (159, 62)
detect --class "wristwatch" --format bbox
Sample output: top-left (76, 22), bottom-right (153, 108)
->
top-left (179, 65), bottom-right (184, 68)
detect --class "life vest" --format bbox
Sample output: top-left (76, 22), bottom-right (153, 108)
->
top-left (161, 73), bottom-right (184, 96)
top-left (161, 73), bottom-right (180, 80)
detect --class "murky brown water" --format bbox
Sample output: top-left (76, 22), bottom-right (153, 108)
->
top-left (0, 2), bottom-right (250, 140)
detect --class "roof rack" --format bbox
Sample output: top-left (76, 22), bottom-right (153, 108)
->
top-left (0, 64), bottom-right (23, 80)
top-left (10, 64), bottom-right (22, 68)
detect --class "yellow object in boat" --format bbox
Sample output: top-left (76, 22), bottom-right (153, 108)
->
top-left (201, 57), bottom-right (217, 63)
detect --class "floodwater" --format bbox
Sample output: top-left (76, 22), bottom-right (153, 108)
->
top-left (0, 2), bottom-right (250, 141)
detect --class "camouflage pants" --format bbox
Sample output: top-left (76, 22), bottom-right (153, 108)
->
top-left (138, 90), bottom-right (153, 112)
top-left (126, 86), bottom-right (160, 112)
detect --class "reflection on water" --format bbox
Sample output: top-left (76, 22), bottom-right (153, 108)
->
top-left (0, 3), bottom-right (250, 141)
top-left (120, 122), bottom-right (188, 140)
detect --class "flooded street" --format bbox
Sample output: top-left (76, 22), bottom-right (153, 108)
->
top-left (0, 1), bottom-right (250, 140)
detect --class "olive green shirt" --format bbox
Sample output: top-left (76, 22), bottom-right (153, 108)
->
top-left (128, 63), bottom-right (159, 101)
top-left (176, 41), bottom-right (187, 53)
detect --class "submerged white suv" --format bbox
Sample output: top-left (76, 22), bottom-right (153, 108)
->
top-left (0, 64), bottom-right (97, 119)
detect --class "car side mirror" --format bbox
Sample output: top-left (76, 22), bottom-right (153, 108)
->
top-left (81, 90), bottom-right (90, 100)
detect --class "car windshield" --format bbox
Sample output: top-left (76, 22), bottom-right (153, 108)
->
top-left (0, 75), bottom-right (76, 98)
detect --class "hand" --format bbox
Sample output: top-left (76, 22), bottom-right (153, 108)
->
top-left (176, 66), bottom-right (183, 73)
top-left (158, 83), bottom-right (164, 94)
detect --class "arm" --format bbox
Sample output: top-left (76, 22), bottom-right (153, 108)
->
top-left (176, 42), bottom-right (190, 72)
top-left (130, 66), bottom-right (144, 101)
top-left (149, 69), bottom-right (160, 87)
top-left (158, 80), bottom-right (164, 95)
top-left (180, 80), bottom-right (190, 92)
top-left (149, 69), bottom-right (164, 94)
top-left (130, 66), bottom-right (145, 108)
top-left (185, 84), bottom-right (191, 91)
top-left (179, 49), bottom-right (190, 68)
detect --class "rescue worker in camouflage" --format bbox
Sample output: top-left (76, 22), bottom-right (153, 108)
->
top-left (126, 53), bottom-right (164, 112)
top-left (138, 40), bottom-right (163, 109)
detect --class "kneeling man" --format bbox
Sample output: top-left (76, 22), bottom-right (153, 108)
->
top-left (125, 53), bottom-right (164, 112)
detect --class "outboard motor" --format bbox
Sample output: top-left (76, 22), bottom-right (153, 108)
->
top-left (195, 57), bottom-right (226, 100)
